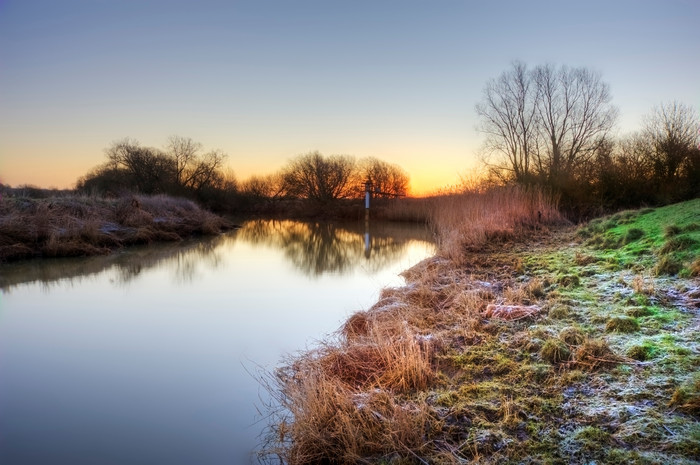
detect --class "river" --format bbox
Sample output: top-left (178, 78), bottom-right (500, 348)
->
top-left (0, 219), bottom-right (435, 464)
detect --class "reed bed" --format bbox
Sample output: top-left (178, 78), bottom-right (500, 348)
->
top-left (427, 185), bottom-right (565, 262)
top-left (0, 194), bottom-right (229, 261)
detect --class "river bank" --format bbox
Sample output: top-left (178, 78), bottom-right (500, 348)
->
top-left (264, 197), bottom-right (700, 464)
top-left (0, 194), bottom-right (232, 262)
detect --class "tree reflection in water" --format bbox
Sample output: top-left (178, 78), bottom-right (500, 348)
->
top-left (0, 220), bottom-right (434, 290)
top-left (236, 219), bottom-right (434, 277)
top-left (0, 238), bottom-right (227, 291)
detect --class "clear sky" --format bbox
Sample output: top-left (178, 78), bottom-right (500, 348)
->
top-left (1, 0), bottom-right (698, 195)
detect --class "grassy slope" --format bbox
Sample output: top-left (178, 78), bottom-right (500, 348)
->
top-left (267, 198), bottom-right (700, 464)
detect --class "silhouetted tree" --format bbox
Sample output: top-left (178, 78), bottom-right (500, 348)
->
top-left (166, 135), bottom-right (203, 189)
top-left (358, 157), bottom-right (410, 198)
top-left (240, 173), bottom-right (285, 201)
top-left (281, 151), bottom-right (357, 202)
top-left (105, 139), bottom-right (175, 194)
top-left (79, 137), bottom-right (233, 206)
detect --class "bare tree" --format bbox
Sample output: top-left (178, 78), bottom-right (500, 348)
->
top-left (180, 149), bottom-right (227, 193)
top-left (534, 65), bottom-right (618, 186)
top-left (240, 173), bottom-right (285, 200)
top-left (476, 61), bottom-right (539, 184)
top-left (105, 139), bottom-right (175, 193)
top-left (477, 62), bottom-right (618, 188)
top-left (281, 151), bottom-right (357, 202)
top-left (99, 137), bottom-right (229, 198)
top-left (358, 157), bottom-right (410, 197)
top-left (166, 136), bottom-right (203, 187)
top-left (642, 101), bottom-right (700, 182)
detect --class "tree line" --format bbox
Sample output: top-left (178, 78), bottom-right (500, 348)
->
top-left (77, 138), bottom-right (409, 212)
top-left (477, 62), bottom-right (700, 216)
top-left (76, 63), bottom-right (698, 218)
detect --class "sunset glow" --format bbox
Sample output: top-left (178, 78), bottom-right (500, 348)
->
top-left (1, 1), bottom-right (699, 195)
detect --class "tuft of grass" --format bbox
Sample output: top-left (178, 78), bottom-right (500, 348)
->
top-left (665, 224), bottom-right (682, 237)
top-left (559, 327), bottom-right (585, 346)
top-left (655, 256), bottom-right (682, 275)
top-left (558, 274), bottom-right (580, 287)
top-left (626, 342), bottom-right (658, 361)
top-left (626, 306), bottom-right (654, 317)
top-left (660, 236), bottom-right (698, 254)
top-left (540, 339), bottom-right (572, 364)
top-left (605, 316), bottom-right (640, 333)
top-left (624, 227), bottom-right (645, 244)
top-left (669, 374), bottom-right (700, 416)
top-left (690, 258), bottom-right (700, 277)
top-left (573, 339), bottom-right (623, 370)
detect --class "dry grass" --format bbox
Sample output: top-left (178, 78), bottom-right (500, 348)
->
top-left (427, 186), bottom-right (565, 262)
top-left (262, 187), bottom-right (568, 463)
top-left (263, 192), bottom-right (700, 464)
top-left (0, 194), bottom-right (230, 261)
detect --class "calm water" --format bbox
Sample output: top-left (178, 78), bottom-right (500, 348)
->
top-left (0, 220), bottom-right (435, 465)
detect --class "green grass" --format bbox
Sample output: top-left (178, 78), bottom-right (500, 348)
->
top-left (578, 199), bottom-right (700, 275)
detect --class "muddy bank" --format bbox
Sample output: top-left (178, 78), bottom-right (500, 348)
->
top-left (0, 194), bottom-right (233, 262)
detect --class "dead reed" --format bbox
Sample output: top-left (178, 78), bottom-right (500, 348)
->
top-left (427, 185), bottom-right (564, 262)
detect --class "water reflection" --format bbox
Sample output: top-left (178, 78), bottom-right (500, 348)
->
top-left (0, 219), bottom-right (435, 465)
top-left (236, 219), bottom-right (433, 277)
top-left (0, 220), bottom-right (434, 290)
top-left (0, 238), bottom-right (227, 291)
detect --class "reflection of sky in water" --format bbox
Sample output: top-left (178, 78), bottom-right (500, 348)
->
top-left (0, 220), bottom-right (434, 464)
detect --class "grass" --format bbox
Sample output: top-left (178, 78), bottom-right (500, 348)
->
top-left (0, 193), bottom-right (231, 262)
top-left (263, 196), bottom-right (700, 464)
top-left (578, 198), bottom-right (700, 276)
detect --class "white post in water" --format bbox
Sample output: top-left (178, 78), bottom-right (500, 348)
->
top-left (364, 180), bottom-right (371, 257)
top-left (364, 180), bottom-right (372, 210)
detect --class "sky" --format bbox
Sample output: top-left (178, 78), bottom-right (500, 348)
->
top-left (1, 0), bottom-right (699, 195)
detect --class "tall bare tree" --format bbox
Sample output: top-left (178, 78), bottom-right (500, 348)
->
top-left (642, 101), bottom-right (700, 183)
top-left (166, 135), bottom-right (203, 187)
top-left (477, 62), bottom-right (618, 188)
top-left (476, 61), bottom-right (538, 183)
top-left (534, 65), bottom-right (618, 186)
